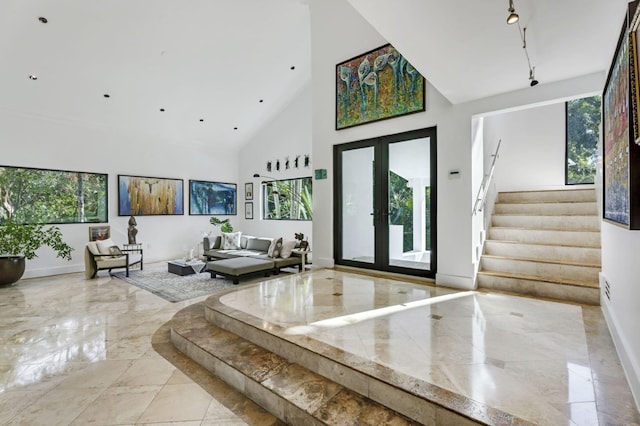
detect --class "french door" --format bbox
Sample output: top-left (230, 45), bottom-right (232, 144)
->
top-left (334, 127), bottom-right (437, 278)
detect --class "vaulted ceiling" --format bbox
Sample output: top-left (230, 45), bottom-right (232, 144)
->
top-left (0, 0), bottom-right (631, 150)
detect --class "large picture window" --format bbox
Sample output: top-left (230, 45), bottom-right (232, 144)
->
top-left (0, 165), bottom-right (108, 224)
top-left (262, 177), bottom-right (312, 220)
top-left (566, 95), bottom-right (601, 185)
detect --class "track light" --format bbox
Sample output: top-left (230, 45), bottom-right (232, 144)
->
top-left (507, 0), bottom-right (519, 24)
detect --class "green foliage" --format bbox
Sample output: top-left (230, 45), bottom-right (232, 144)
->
top-left (264, 178), bottom-right (313, 220)
top-left (389, 171), bottom-right (413, 252)
top-left (0, 220), bottom-right (73, 260)
top-left (0, 166), bottom-right (107, 224)
top-left (567, 96), bottom-right (601, 184)
top-left (209, 216), bottom-right (233, 233)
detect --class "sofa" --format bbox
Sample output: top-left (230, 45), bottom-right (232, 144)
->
top-left (203, 233), bottom-right (308, 284)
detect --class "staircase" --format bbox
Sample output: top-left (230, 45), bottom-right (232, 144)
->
top-left (477, 188), bottom-right (601, 305)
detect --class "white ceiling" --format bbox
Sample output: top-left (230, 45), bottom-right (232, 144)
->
top-left (0, 0), bottom-right (311, 149)
top-left (348, 0), bottom-right (631, 104)
top-left (0, 0), bottom-right (632, 150)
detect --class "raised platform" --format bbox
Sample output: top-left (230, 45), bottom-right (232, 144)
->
top-left (169, 269), bottom-right (640, 425)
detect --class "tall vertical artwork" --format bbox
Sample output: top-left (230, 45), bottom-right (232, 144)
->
top-left (336, 44), bottom-right (425, 130)
top-left (118, 175), bottom-right (184, 216)
top-left (604, 27), bottom-right (630, 226)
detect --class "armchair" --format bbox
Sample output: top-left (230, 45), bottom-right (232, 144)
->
top-left (84, 238), bottom-right (143, 278)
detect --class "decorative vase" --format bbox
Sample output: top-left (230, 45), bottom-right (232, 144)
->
top-left (0, 256), bottom-right (26, 286)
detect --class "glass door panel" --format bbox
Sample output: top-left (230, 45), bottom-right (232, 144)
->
top-left (388, 137), bottom-right (431, 271)
top-left (341, 146), bottom-right (375, 263)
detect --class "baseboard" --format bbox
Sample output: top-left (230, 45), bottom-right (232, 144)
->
top-left (23, 263), bottom-right (85, 279)
top-left (600, 286), bottom-right (640, 411)
top-left (435, 273), bottom-right (474, 290)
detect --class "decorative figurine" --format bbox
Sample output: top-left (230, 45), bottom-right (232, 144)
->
top-left (128, 215), bottom-right (138, 244)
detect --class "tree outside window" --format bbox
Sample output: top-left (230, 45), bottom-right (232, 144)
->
top-left (566, 96), bottom-right (601, 185)
top-left (262, 177), bottom-right (312, 220)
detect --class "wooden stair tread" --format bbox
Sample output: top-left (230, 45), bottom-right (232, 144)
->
top-left (478, 270), bottom-right (600, 289)
top-left (481, 254), bottom-right (601, 268)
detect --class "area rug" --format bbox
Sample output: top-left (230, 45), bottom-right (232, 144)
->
top-left (112, 263), bottom-right (239, 302)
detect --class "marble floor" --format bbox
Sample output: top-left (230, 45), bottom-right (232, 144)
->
top-left (0, 267), bottom-right (638, 425)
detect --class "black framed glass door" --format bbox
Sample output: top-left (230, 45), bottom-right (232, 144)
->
top-left (334, 127), bottom-right (437, 277)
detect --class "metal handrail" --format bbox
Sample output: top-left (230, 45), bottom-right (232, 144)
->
top-left (472, 139), bottom-right (501, 215)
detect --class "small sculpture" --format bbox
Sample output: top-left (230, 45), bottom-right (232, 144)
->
top-left (128, 215), bottom-right (138, 244)
top-left (295, 232), bottom-right (309, 251)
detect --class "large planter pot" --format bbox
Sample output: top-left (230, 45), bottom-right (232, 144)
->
top-left (0, 255), bottom-right (26, 286)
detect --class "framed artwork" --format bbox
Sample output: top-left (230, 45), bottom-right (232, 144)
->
top-left (603, 5), bottom-right (640, 229)
top-left (245, 202), bottom-right (254, 220)
top-left (89, 225), bottom-right (110, 241)
top-left (336, 43), bottom-right (425, 130)
top-left (245, 182), bottom-right (253, 200)
top-left (189, 180), bottom-right (237, 215)
top-left (632, 6), bottom-right (640, 146)
top-left (118, 175), bottom-right (184, 216)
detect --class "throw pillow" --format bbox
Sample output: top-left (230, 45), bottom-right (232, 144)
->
top-left (280, 240), bottom-right (297, 258)
top-left (222, 231), bottom-right (242, 250)
top-left (109, 246), bottom-right (123, 258)
top-left (96, 238), bottom-right (117, 254)
top-left (267, 237), bottom-right (283, 258)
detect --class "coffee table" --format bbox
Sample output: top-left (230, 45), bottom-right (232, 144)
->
top-left (168, 259), bottom-right (206, 276)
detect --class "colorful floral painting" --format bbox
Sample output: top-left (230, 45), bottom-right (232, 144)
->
top-left (603, 29), bottom-right (630, 226)
top-left (336, 44), bottom-right (425, 130)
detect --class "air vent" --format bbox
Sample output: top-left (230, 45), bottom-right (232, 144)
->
top-left (604, 279), bottom-right (611, 302)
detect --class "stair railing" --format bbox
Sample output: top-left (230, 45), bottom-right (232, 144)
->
top-left (472, 139), bottom-right (501, 216)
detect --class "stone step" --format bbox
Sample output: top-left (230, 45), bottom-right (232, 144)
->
top-left (476, 271), bottom-right (600, 305)
top-left (497, 189), bottom-right (596, 204)
top-left (493, 201), bottom-right (597, 216)
top-left (487, 227), bottom-right (600, 248)
top-left (484, 240), bottom-right (601, 265)
top-left (480, 255), bottom-right (600, 284)
top-left (491, 214), bottom-right (600, 231)
top-left (170, 303), bottom-right (425, 426)
top-left (172, 292), bottom-right (532, 425)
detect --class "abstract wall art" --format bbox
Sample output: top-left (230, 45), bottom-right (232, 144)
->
top-left (336, 43), bottom-right (425, 130)
top-left (118, 175), bottom-right (184, 216)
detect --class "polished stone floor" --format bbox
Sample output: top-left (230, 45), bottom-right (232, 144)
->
top-left (0, 267), bottom-right (638, 425)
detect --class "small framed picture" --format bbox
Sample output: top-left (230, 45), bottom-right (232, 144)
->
top-left (89, 225), bottom-right (110, 241)
top-left (245, 202), bottom-right (254, 220)
top-left (245, 182), bottom-right (253, 200)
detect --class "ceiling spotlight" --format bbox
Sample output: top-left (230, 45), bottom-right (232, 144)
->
top-left (199, 119), bottom-right (204, 122)
top-left (507, 0), bottom-right (519, 24)
top-left (159, 108), bottom-right (165, 112)
top-left (529, 67), bottom-right (539, 87)
top-left (28, 74), bottom-right (38, 80)
top-left (38, 17), bottom-right (48, 24)
top-left (103, 94), bottom-right (110, 98)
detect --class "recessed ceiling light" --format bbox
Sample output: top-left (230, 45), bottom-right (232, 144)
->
top-left (199, 119), bottom-right (204, 122)
top-left (234, 127), bottom-right (238, 130)
top-left (290, 66), bottom-right (295, 70)
top-left (160, 108), bottom-right (165, 112)
top-left (28, 74), bottom-right (38, 80)
top-left (259, 99), bottom-right (263, 103)
top-left (38, 17), bottom-right (48, 23)
top-left (103, 94), bottom-right (110, 98)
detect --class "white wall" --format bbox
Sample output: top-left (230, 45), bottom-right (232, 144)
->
top-left (310, 0), bottom-right (474, 287)
top-left (0, 109), bottom-right (239, 278)
top-left (601, 221), bottom-right (640, 406)
top-left (237, 82), bottom-right (313, 245)
top-left (484, 102), bottom-right (567, 191)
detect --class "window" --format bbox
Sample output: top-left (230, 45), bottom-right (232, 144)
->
top-left (566, 95), bottom-right (601, 184)
top-left (0, 165), bottom-right (108, 224)
top-left (262, 177), bottom-right (312, 220)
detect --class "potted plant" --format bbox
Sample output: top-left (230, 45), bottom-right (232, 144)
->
top-left (209, 217), bottom-right (233, 233)
top-left (0, 220), bottom-right (74, 286)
